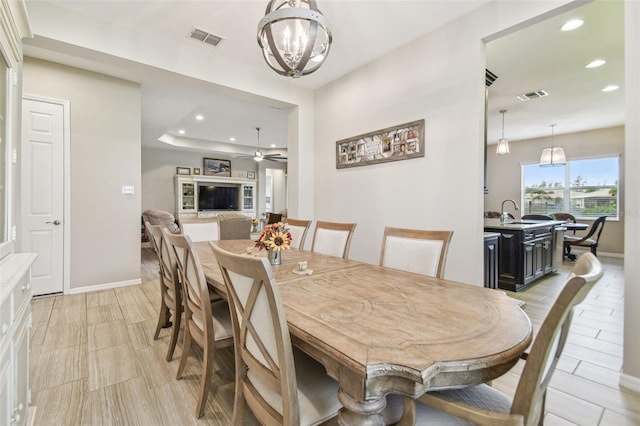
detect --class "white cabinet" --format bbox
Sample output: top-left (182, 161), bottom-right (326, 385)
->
top-left (174, 176), bottom-right (256, 219)
top-left (0, 253), bottom-right (36, 426)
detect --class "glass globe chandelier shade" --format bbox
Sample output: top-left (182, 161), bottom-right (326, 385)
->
top-left (257, 0), bottom-right (332, 78)
top-left (539, 124), bottom-right (566, 167)
top-left (496, 109), bottom-right (510, 155)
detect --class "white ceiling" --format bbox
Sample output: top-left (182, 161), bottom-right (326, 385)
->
top-left (22, 0), bottom-right (624, 157)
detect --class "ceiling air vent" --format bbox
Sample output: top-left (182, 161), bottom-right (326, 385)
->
top-left (517, 89), bottom-right (549, 102)
top-left (189, 27), bottom-right (224, 47)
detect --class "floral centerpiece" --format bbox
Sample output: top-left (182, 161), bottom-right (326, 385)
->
top-left (255, 222), bottom-right (292, 265)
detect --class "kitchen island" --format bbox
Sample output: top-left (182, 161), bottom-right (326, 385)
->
top-left (484, 219), bottom-right (566, 292)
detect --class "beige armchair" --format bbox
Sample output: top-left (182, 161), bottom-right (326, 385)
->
top-left (217, 212), bottom-right (252, 240)
top-left (142, 209), bottom-right (180, 233)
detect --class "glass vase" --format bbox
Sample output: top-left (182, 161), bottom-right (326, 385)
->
top-left (267, 248), bottom-right (281, 265)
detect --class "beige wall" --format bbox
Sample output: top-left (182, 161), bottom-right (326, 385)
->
top-left (486, 126), bottom-right (624, 255)
top-left (314, 1), bottom-right (574, 285)
top-left (23, 57), bottom-right (141, 290)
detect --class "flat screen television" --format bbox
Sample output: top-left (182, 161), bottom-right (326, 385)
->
top-left (198, 184), bottom-right (239, 211)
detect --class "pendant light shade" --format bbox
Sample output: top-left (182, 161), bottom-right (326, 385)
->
top-left (496, 109), bottom-right (510, 155)
top-left (539, 124), bottom-right (566, 167)
top-left (257, 0), bottom-right (332, 78)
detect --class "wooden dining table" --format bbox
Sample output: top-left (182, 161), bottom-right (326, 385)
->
top-left (196, 240), bottom-right (532, 425)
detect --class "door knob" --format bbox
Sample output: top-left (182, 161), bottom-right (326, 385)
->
top-left (46, 219), bottom-right (61, 225)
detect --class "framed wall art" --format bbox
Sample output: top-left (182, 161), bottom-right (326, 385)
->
top-left (176, 166), bottom-right (190, 175)
top-left (336, 119), bottom-right (425, 169)
top-left (193, 167), bottom-right (201, 175)
top-left (247, 171), bottom-right (256, 179)
top-left (203, 158), bottom-right (231, 177)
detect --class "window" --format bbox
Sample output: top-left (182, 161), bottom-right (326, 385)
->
top-left (522, 156), bottom-right (619, 220)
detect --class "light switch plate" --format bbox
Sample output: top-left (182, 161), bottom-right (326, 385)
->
top-left (122, 185), bottom-right (135, 195)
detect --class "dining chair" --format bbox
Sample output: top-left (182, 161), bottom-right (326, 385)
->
top-left (521, 214), bottom-right (553, 221)
top-left (552, 212), bottom-right (578, 236)
top-left (400, 252), bottom-right (603, 426)
top-left (285, 218), bottom-right (312, 250)
top-left (266, 211), bottom-right (283, 224)
top-left (311, 220), bottom-right (357, 259)
top-left (146, 222), bottom-right (183, 362)
top-left (564, 215), bottom-right (607, 257)
top-left (209, 243), bottom-right (342, 425)
top-left (181, 217), bottom-right (220, 242)
top-left (162, 230), bottom-right (234, 418)
top-left (379, 227), bottom-right (453, 279)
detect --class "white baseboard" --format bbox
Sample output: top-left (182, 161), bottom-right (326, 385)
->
top-left (66, 278), bottom-right (142, 294)
top-left (620, 373), bottom-right (640, 394)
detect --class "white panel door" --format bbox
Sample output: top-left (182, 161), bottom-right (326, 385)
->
top-left (21, 98), bottom-right (64, 295)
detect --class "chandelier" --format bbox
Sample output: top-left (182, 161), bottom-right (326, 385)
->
top-left (257, 0), bottom-right (332, 78)
top-left (539, 124), bottom-right (566, 167)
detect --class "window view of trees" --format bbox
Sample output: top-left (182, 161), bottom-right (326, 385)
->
top-left (522, 156), bottom-right (619, 219)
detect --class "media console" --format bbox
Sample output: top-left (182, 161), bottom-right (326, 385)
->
top-left (174, 175), bottom-right (256, 220)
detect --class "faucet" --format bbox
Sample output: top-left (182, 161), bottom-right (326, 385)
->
top-left (500, 199), bottom-right (520, 224)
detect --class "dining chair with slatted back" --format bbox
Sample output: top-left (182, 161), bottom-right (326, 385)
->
top-left (162, 230), bottom-right (234, 418)
top-left (379, 227), bottom-right (453, 279)
top-left (311, 220), bottom-right (357, 258)
top-left (146, 222), bottom-right (183, 361)
top-left (284, 218), bottom-right (312, 250)
top-left (209, 243), bottom-right (342, 426)
top-left (563, 215), bottom-right (607, 257)
top-left (400, 252), bottom-right (603, 426)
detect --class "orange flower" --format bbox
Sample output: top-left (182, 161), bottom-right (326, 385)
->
top-left (255, 222), bottom-right (292, 251)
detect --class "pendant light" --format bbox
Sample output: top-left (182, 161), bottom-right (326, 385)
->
top-left (257, 0), bottom-right (332, 78)
top-left (539, 124), bottom-right (566, 167)
top-left (254, 127), bottom-right (264, 162)
top-left (496, 109), bottom-right (510, 155)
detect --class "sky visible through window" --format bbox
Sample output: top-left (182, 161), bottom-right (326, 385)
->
top-left (524, 157), bottom-right (618, 187)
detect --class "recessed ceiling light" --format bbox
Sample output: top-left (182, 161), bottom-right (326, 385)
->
top-left (270, 144), bottom-right (276, 148)
top-left (586, 59), bottom-right (606, 68)
top-left (178, 129), bottom-right (185, 134)
top-left (561, 19), bottom-right (584, 31)
top-left (602, 85), bottom-right (619, 92)
top-left (229, 137), bottom-right (236, 142)
top-left (195, 114), bottom-right (204, 121)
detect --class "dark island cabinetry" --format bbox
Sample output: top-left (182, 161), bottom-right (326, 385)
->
top-left (484, 221), bottom-right (559, 292)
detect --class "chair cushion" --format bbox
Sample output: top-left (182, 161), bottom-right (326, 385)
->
top-left (564, 236), bottom-right (597, 246)
top-left (190, 300), bottom-right (233, 340)
top-left (247, 349), bottom-right (341, 425)
top-left (414, 384), bottom-right (512, 425)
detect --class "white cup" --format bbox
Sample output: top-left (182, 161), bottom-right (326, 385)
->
top-left (297, 261), bottom-right (307, 271)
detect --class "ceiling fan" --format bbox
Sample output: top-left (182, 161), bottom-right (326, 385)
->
top-left (235, 127), bottom-right (287, 162)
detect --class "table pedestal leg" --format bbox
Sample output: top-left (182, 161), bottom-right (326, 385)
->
top-left (337, 388), bottom-right (385, 426)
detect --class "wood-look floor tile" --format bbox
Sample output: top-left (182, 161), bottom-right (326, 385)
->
top-left (86, 289), bottom-right (118, 307)
top-left (87, 343), bottom-right (140, 391)
top-left (30, 344), bottom-right (88, 391)
top-left (86, 303), bottom-right (123, 325)
top-left (126, 318), bottom-right (166, 351)
top-left (574, 361), bottom-right (622, 389)
top-left (600, 408), bottom-right (640, 425)
top-left (567, 334), bottom-right (623, 357)
top-left (543, 412), bottom-right (580, 425)
top-left (82, 376), bottom-right (162, 425)
top-left (52, 293), bottom-right (86, 309)
top-left (43, 321), bottom-right (87, 349)
top-left (30, 301), bottom-right (53, 323)
top-left (598, 330), bottom-right (624, 345)
top-left (30, 321), bottom-right (47, 346)
top-left (562, 343), bottom-right (622, 371)
top-left (136, 342), bottom-right (178, 389)
top-left (88, 320), bottom-right (130, 352)
top-left (121, 301), bottom-right (158, 324)
top-left (31, 378), bottom-right (87, 426)
top-left (48, 304), bottom-right (87, 327)
top-left (115, 285), bottom-right (150, 306)
top-left (545, 387), bottom-right (603, 426)
top-left (152, 380), bottom-right (202, 426)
